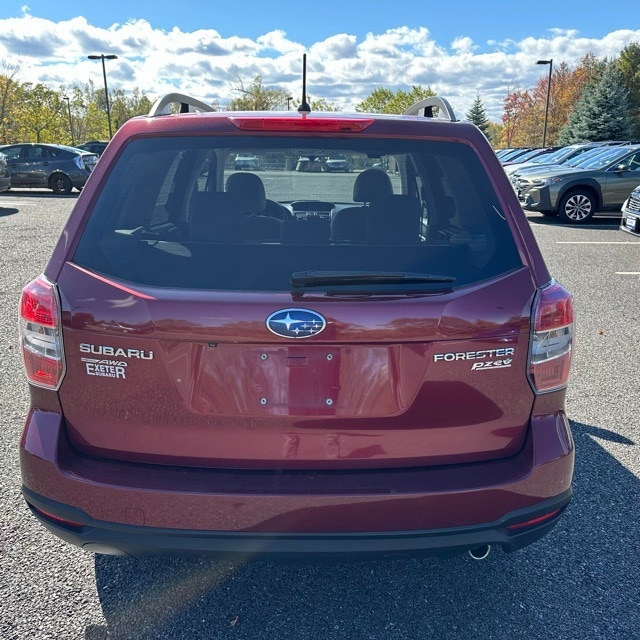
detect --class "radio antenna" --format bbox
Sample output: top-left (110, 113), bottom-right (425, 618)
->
top-left (298, 54), bottom-right (311, 114)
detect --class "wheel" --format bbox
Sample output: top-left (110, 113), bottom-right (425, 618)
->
top-left (557, 189), bottom-right (596, 224)
top-left (50, 174), bottom-right (72, 195)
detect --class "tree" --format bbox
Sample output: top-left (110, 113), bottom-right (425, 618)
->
top-left (466, 94), bottom-right (490, 136)
top-left (309, 97), bottom-right (340, 112)
top-left (110, 87), bottom-right (153, 130)
top-left (356, 85), bottom-right (436, 114)
top-left (500, 86), bottom-right (530, 147)
top-left (17, 83), bottom-right (67, 142)
top-left (227, 72), bottom-right (291, 111)
top-left (0, 62), bottom-right (22, 144)
top-left (485, 121), bottom-right (503, 147)
top-left (558, 63), bottom-right (633, 144)
top-left (615, 42), bottom-right (640, 138)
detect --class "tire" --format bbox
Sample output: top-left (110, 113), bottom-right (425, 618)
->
top-left (557, 189), bottom-right (596, 224)
top-left (50, 173), bottom-right (72, 195)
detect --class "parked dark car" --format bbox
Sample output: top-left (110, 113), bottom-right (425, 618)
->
top-left (500, 147), bottom-right (559, 167)
top-left (18, 93), bottom-right (574, 561)
top-left (0, 151), bottom-right (10, 192)
top-left (497, 147), bottom-right (534, 163)
top-left (621, 183), bottom-right (640, 236)
top-left (77, 140), bottom-right (109, 157)
top-left (0, 143), bottom-right (98, 194)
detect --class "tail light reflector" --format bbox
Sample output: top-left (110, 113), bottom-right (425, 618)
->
top-left (528, 281), bottom-right (574, 393)
top-left (30, 505), bottom-right (84, 532)
top-left (19, 276), bottom-right (65, 389)
top-left (506, 508), bottom-right (562, 530)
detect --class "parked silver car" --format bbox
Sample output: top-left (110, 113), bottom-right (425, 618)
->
top-left (0, 143), bottom-right (98, 194)
top-left (621, 183), bottom-right (640, 236)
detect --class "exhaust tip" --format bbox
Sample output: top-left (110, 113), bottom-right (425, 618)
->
top-left (468, 545), bottom-right (491, 561)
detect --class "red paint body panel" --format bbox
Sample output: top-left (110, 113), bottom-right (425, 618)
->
top-left (56, 262), bottom-right (536, 469)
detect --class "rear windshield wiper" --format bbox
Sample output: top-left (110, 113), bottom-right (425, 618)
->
top-left (291, 270), bottom-right (455, 289)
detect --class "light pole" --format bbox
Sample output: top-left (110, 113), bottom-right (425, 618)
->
top-left (62, 96), bottom-right (74, 146)
top-left (88, 54), bottom-right (118, 138)
top-left (536, 59), bottom-right (553, 147)
top-left (286, 96), bottom-right (293, 111)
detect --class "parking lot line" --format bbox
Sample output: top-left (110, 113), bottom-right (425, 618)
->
top-left (615, 272), bottom-right (640, 275)
top-left (556, 241), bottom-right (638, 244)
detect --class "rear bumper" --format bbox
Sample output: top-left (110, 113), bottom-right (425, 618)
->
top-left (23, 485), bottom-right (571, 559)
top-left (20, 402), bottom-right (574, 559)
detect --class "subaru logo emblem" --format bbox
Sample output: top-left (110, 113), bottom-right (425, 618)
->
top-left (266, 308), bottom-right (327, 339)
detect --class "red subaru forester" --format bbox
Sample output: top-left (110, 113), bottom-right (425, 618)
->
top-left (18, 93), bottom-right (574, 561)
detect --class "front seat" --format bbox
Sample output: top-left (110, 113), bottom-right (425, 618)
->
top-left (331, 168), bottom-right (393, 243)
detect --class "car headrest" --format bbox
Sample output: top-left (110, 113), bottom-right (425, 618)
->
top-left (225, 172), bottom-right (267, 213)
top-left (353, 168), bottom-right (393, 202)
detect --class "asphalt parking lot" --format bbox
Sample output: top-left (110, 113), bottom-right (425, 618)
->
top-left (0, 191), bottom-right (638, 640)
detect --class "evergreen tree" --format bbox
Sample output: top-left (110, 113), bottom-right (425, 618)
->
top-left (615, 42), bottom-right (640, 139)
top-left (466, 94), bottom-right (490, 136)
top-left (558, 64), bottom-right (633, 144)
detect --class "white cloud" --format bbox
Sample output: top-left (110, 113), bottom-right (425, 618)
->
top-left (0, 16), bottom-right (638, 120)
top-left (451, 37), bottom-right (477, 54)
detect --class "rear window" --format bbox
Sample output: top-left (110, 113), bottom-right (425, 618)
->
top-left (73, 135), bottom-right (522, 293)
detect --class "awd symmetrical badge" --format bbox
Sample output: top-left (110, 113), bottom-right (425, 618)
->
top-left (266, 308), bottom-right (326, 339)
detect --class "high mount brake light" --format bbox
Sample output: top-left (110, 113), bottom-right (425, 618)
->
top-left (528, 281), bottom-right (574, 393)
top-left (229, 117), bottom-right (375, 132)
top-left (19, 275), bottom-right (65, 389)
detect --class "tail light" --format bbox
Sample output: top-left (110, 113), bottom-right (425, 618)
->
top-left (19, 275), bottom-right (65, 389)
top-left (528, 281), bottom-right (574, 393)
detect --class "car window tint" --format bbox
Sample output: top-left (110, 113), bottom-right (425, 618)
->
top-left (74, 136), bottom-right (522, 292)
top-left (1, 146), bottom-right (21, 160)
top-left (579, 148), bottom-right (629, 169)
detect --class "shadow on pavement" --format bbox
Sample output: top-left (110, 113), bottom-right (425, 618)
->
top-left (0, 189), bottom-right (78, 200)
top-left (0, 206), bottom-right (19, 216)
top-left (525, 211), bottom-right (622, 228)
top-left (88, 420), bottom-right (639, 640)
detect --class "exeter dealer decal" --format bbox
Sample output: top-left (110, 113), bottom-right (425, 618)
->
top-left (81, 358), bottom-right (127, 379)
top-left (434, 348), bottom-right (515, 371)
top-left (79, 343), bottom-right (154, 379)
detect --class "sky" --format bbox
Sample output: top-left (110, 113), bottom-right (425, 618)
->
top-left (1, 1), bottom-right (639, 120)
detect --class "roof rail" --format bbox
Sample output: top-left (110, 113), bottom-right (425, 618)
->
top-left (404, 97), bottom-right (457, 122)
top-left (149, 93), bottom-right (214, 116)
